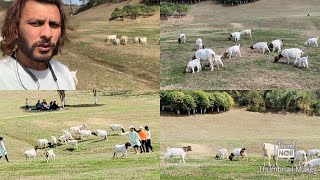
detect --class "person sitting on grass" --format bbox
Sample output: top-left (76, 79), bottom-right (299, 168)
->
top-left (51, 101), bottom-right (60, 110)
top-left (41, 99), bottom-right (49, 110)
top-left (35, 100), bottom-right (41, 110)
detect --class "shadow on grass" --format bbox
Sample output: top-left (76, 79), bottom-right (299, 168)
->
top-left (20, 104), bottom-right (105, 111)
top-left (65, 148), bottom-right (77, 152)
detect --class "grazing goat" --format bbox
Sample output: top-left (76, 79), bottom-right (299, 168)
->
top-left (163, 146), bottom-right (192, 163)
top-left (293, 55), bottom-right (309, 69)
top-left (229, 32), bottom-right (241, 42)
top-left (185, 58), bottom-right (201, 73)
top-left (268, 39), bottom-right (283, 53)
top-left (24, 146), bottom-right (38, 162)
top-left (224, 44), bottom-right (241, 59)
top-left (113, 142), bottom-right (131, 158)
top-left (229, 148), bottom-right (248, 161)
top-left (193, 48), bottom-right (216, 71)
top-left (290, 150), bottom-right (307, 166)
top-left (240, 29), bottom-right (252, 38)
top-left (274, 48), bottom-right (304, 64)
top-left (302, 158), bottom-right (320, 168)
top-left (250, 42), bottom-right (270, 54)
top-left (45, 149), bottom-right (55, 162)
top-left (195, 38), bottom-right (204, 49)
top-left (105, 35), bottom-right (117, 43)
top-left (304, 37), bottom-right (318, 47)
top-left (215, 149), bottom-right (228, 160)
top-left (178, 33), bottom-right (186, 44)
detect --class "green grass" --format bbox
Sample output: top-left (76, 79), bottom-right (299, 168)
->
top-left (161, 157), bottom-right (318, 179)
top-left (160, 1), bottom-right (320, 89)
top-left (0, 91), bottom-right (159, 180)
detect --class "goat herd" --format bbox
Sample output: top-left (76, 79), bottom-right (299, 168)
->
top-left (162, 143), bottom-right (320, 169)
top-left (104, 34), bottom-right (152, 45)
top-left (24, 124), bottom-right (134, 162)
top-left (181, 30), bottom-right (318, 73)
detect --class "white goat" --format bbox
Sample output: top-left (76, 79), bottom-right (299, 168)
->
top-left (68, 140), bottom-right (78, 149)
top-left (214, 54), bottom-right (224, 68)
top-left (24, 146), bottom-right (38, 162)
top-left (240, 29), bottom-right (252, 38)
top-left (185, 58), bottom-right (201, 73)
top-left (139, 37), bottom-right (147, 44)
top-left (268, 39), bottom-right (283, 53)
top-left (50, 136), bottom-right (57, 147)
top-left (113, 142), bottom-right (131, 158)
top-left (37, 139), bottom-right (49, 149)
top-left (304, 37), bottom-right (318, 47)
top-left (45, 149), bottom-right (55, 162)
top-left (303, 158), bottom-right (320, 168)
top-left (215, 149), bottom-right (228, 160)
top-left (194, 48), bottom-right (216, 71)
top-left (291, 150), bottom-right (307, 166)
top-left (58, 135), bottom-right (67, 144)
top-left (163, 146), bottom-right (192, 163)
top-left (293, 55), bottom-right (309, 69)
top-left (263, 143), bottom-right (278, 167)
top-left (113, 38), bottom-right (120, 45)
top-left (70, 124), bottom-right (87, 137)
top-left (229, 32), bottom-right (241, 42)
top-left (307, 149), bottom-right (319, 159)
top-left (62, 129), bottom-right (74, 140)
top-left (79, 130), bottom-right (92, 141)
top-left (178, 33), bottom-right (186, 44)
top-left (105, 35), bottom-right (117, 43)
top-left (92, 130), bottom-right (108, 141)
top-left (120, 36), bottom-right (128, 45)
top-left (134, 37), bottom-right (140, 43)
top-left (195, 38), bottom-right (204, 49)
top-left (110, 124), bottom-right (125, 134)
top-left (229, 148), bottom-right (248, 161)
top-left (274, 48), bottom-right (304, 64)
top-left (250, 42), bottom-right (270, 54)
top-left (224, 44), bottom-right (241, 59)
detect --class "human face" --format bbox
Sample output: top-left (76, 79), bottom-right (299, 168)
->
top-left (17, 1), bottom-right (61, 67)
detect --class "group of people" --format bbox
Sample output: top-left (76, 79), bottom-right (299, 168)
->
top-left (26, 98), bottom-right (60, 111)
top-left (122, 125), bottom-right (153, 154)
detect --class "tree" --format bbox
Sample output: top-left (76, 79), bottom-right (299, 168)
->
top-left (170, 91), bottom-right (185, 114)
top-left (182, 94), bottom-right (196, 115)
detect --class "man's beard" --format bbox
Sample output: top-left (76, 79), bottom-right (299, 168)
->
top-left (17, 30), bottom-right (58, 63)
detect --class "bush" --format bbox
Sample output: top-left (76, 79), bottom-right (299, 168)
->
top-left (246, 91), bottom-right (265, 113)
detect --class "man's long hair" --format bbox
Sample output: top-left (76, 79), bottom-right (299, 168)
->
top-left (0, 0), bottom-right (72, 56)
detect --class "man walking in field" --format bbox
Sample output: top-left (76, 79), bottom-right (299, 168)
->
top-left (0, 0), bottom-right (75, 90)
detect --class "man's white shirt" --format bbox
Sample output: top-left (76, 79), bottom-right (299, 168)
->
top-left (0, 56), bottom-right (75, 90)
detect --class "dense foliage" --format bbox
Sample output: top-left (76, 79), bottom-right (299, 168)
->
top-left (110, 4), bottom-right (157, 20)
top-left (161, 90), bottom-right (320, 116)
top-left (76, 0), bottom-right (159, 14)
top-left (160, 90), bottom-right (234, 115)
top-left (160, 3), bottom-right (189, 18)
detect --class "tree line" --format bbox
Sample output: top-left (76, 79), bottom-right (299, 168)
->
top-left (76, 0), bottom-right (159, 15)
top-left (160, 90), bottom-right (235, 115)
top-left (110, 4), bottom-right (157, 21)
top-left (160, 3), bottom-right (190, 18)
top-left (161, 90), bottom-right (320, 116)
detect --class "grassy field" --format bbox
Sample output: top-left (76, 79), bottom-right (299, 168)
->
top-left (0, 1), bottom-right (160, 90)
top-left (160, 109), bottom-right (320, 179)
top-left (160, 0), bottom-right (320, 89)
top-left (0, 91), bottom-right (159, 179)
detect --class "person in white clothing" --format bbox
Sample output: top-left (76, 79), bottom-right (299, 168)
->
top-left (121, 126), bottom-right (141, 154)
top-left (0, 0), bottom-right (75, 90)
top-left (145, 125), bottom-right (153, 153)
top-left (0, 137), bottom-right (10, 162)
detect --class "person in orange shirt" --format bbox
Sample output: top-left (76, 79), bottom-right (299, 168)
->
top-left (137, 126), bottom-right (147, 153)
